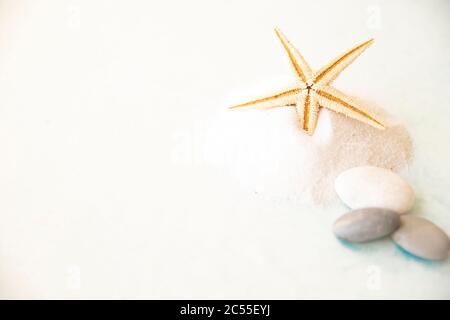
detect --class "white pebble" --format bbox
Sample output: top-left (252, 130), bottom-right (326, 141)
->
top-left (335, 166), bottom-right (414, 214)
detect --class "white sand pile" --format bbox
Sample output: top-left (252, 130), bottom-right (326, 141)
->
top-left (204, 98), bottom-right (412, 205)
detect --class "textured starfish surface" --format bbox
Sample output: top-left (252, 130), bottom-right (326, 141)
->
top-left (230, 27), bottom-right (385, 135)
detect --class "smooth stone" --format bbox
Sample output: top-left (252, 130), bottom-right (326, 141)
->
top-left (335, 166), bottom-right (414, 214)
top-left (392, 216), bottom-right (450, 260)
top-left (333, 207), bottom-right (400, 242)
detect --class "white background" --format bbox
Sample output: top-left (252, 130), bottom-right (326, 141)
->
top-left (0, 0), bottom-right (449, 299)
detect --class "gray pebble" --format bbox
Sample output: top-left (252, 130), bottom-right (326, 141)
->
top-left (333, 207), bottom-right (400, 243)
top-left (392, 216), bottom-right (450, 260)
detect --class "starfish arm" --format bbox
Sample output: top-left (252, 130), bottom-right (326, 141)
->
top-left (229, 87), bottom-right (300, 110)
top-left (296, 91), bottom-right (321, 135)
top-left (274, 27), bottom-right (313, 84)
top-left (314, 38), bottom-right (374, 86)
top-left (314, 86), bottom-right (385, 129)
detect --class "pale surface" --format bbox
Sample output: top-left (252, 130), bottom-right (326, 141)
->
top-left (0, 0), bottom-right (449, 299)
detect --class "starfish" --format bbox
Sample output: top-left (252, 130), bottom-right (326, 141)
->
top-left (230, 27), bottom-right (385, 135)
